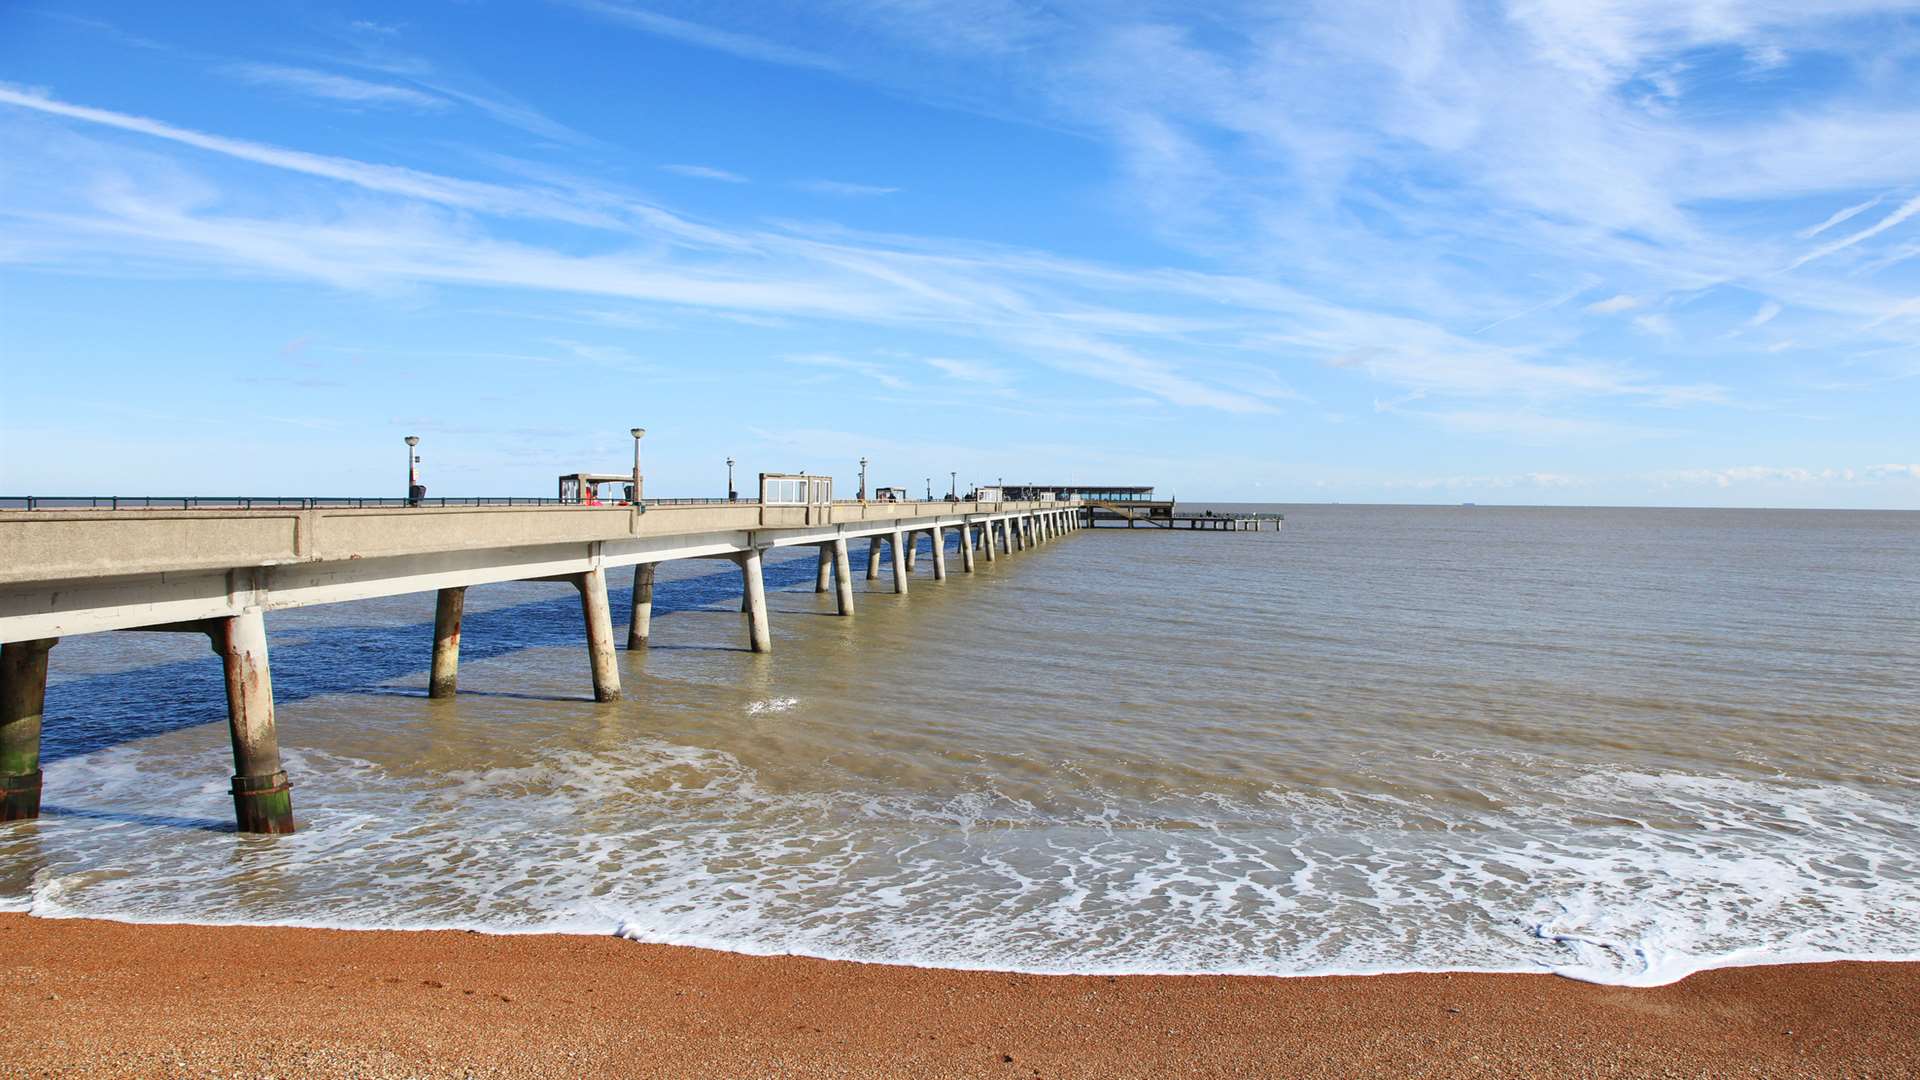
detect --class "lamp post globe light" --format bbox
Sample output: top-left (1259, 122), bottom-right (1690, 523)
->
top-left (630, 428), bottom-right (646, 510)
top-left (726, 457), bottom-right (736, 502)
top-left (859, 457), bottom-right (868, 503)
top-left (404, 435), bottom-right (421, 505)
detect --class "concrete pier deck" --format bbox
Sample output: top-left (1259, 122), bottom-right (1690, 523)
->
top-left (0, 499), bottom-right (1082, 833)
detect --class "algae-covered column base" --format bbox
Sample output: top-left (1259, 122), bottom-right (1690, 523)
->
top-left (628, 563), bottom-right (655, 649)
top-left (573, 568), bottom-right (622, 702)
top-left (208, 613), bottom-right (294, 834)
top-left (0, 637), bottom-right (56, 823)
top-left (429, 586), bottom-right (465, 698)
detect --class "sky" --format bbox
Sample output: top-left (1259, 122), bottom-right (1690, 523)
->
top-left (1, 2), bottom-right (1917, 507)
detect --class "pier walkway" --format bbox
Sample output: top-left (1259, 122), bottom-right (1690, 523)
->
top-left (0, 499), bottom-right (1081, 833)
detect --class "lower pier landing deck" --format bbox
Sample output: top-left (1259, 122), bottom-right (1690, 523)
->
top-left (1087, 512), bottom-right (1283, 531)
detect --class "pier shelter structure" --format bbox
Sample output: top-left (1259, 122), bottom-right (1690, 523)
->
top-left (0, 496), bottom-right (1083, 834)
top-left (1001, 484), bottom-right (1173, 527)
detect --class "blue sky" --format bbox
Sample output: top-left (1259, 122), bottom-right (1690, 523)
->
top-left (2, 2), bottom-right (1917, 507)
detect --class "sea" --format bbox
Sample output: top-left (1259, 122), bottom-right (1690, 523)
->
top-left (3, 505), bottom-right (1916, 986)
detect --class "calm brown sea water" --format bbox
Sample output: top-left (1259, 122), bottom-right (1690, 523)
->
top-left (4, 505), bottom-right (1917, 984)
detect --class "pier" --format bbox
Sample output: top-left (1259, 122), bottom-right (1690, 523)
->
top-left (0, 494), bottom-right (1083, 834)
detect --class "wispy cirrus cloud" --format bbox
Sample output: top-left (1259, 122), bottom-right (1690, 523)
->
top-left (564, 1), bottom-right (844, 73)
top-left (661, 163), bottom-right (748, 183)
top-left (795, 179), bottom-right (900, 197)
top-left (224, 63), bottom-right (449, 111)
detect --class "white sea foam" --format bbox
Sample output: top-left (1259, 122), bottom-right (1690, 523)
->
top-left (4, 737), bottom-right (1917, 986)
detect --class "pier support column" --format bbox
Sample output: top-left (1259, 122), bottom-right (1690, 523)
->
top-left (628, 563), bottom-right (655, 649)
top-left (931, 526), bottom-right (948, 580)
top-left (889, 529), bottom-right (909, 593)
top-left (960, 524), bottom-right (977, 572)
top-left (209, 612), bottom-right (295, 834)
top-left (739, 549), bottom-right (772, 653)
top-left (867, 536), bottom-right (883, 580)
top-left (981, 521), bottom-right (996, 562)
top-left (832, 538), bottom-right (855, 616)
top-left (904, 532), bottom-right (919, 572)
top-left (428, 586), bottom-right (465, 698)
top-left (815, 544), bottom-right (833, 593)
top-left (573, 569), bottom-right (622, 702)
top-left (0, 638), bottom-right (56, 823)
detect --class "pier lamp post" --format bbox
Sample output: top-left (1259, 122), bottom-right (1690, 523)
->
top-left (925, 477), bottom-right (932, 502)
top-left (630, 428), bottom-right (646, 511)
top-left (404, 435), bottom-right (421, 506)
top-left (859, 457), bottom-right (868, 503)
top-left (727, 457), bottom-right (736, 502)
top-left (949, 471), bottom-right (957, 500)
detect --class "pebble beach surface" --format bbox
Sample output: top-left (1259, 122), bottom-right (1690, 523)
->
top-left (3, 914), bottom-right (1916, 1077)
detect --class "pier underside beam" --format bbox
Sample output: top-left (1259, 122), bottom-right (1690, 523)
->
top-left (572, 569), bottom-right (622, 701)
top-left (0, 637), bottom-right (55, 823)
top-left (627, 563), bottom-right (654, 649)
top-left (208, 612), bottom-right (294, 834)
top-left (831, 538), bottom-right (855, 616)
top-left (428, 586), bottom-right (465, 698)
top-left (739, 549), bottom-right (772, 652)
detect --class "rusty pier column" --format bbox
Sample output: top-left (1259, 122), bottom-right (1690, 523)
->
top-left (429, 587), bottom-right (465, 698)
top-left (831, 538), bottom-right (855, 617)
top-left (628, 563), bottom-right (655, 649)
top-left (0, 638), bottom-right (56, 823)
top-left (739, 548), bottom-right (772, 653)
top-left (209, 613), bottom-right (294, 834)
top-left (573, 569), bottom-right (622, 702)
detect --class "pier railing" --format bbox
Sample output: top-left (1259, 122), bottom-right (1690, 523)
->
top-left (0, 495), bottom-right (759, 511)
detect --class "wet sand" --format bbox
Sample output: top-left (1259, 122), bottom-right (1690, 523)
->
top-left (2, 914), bottom-right (1915, 1077)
